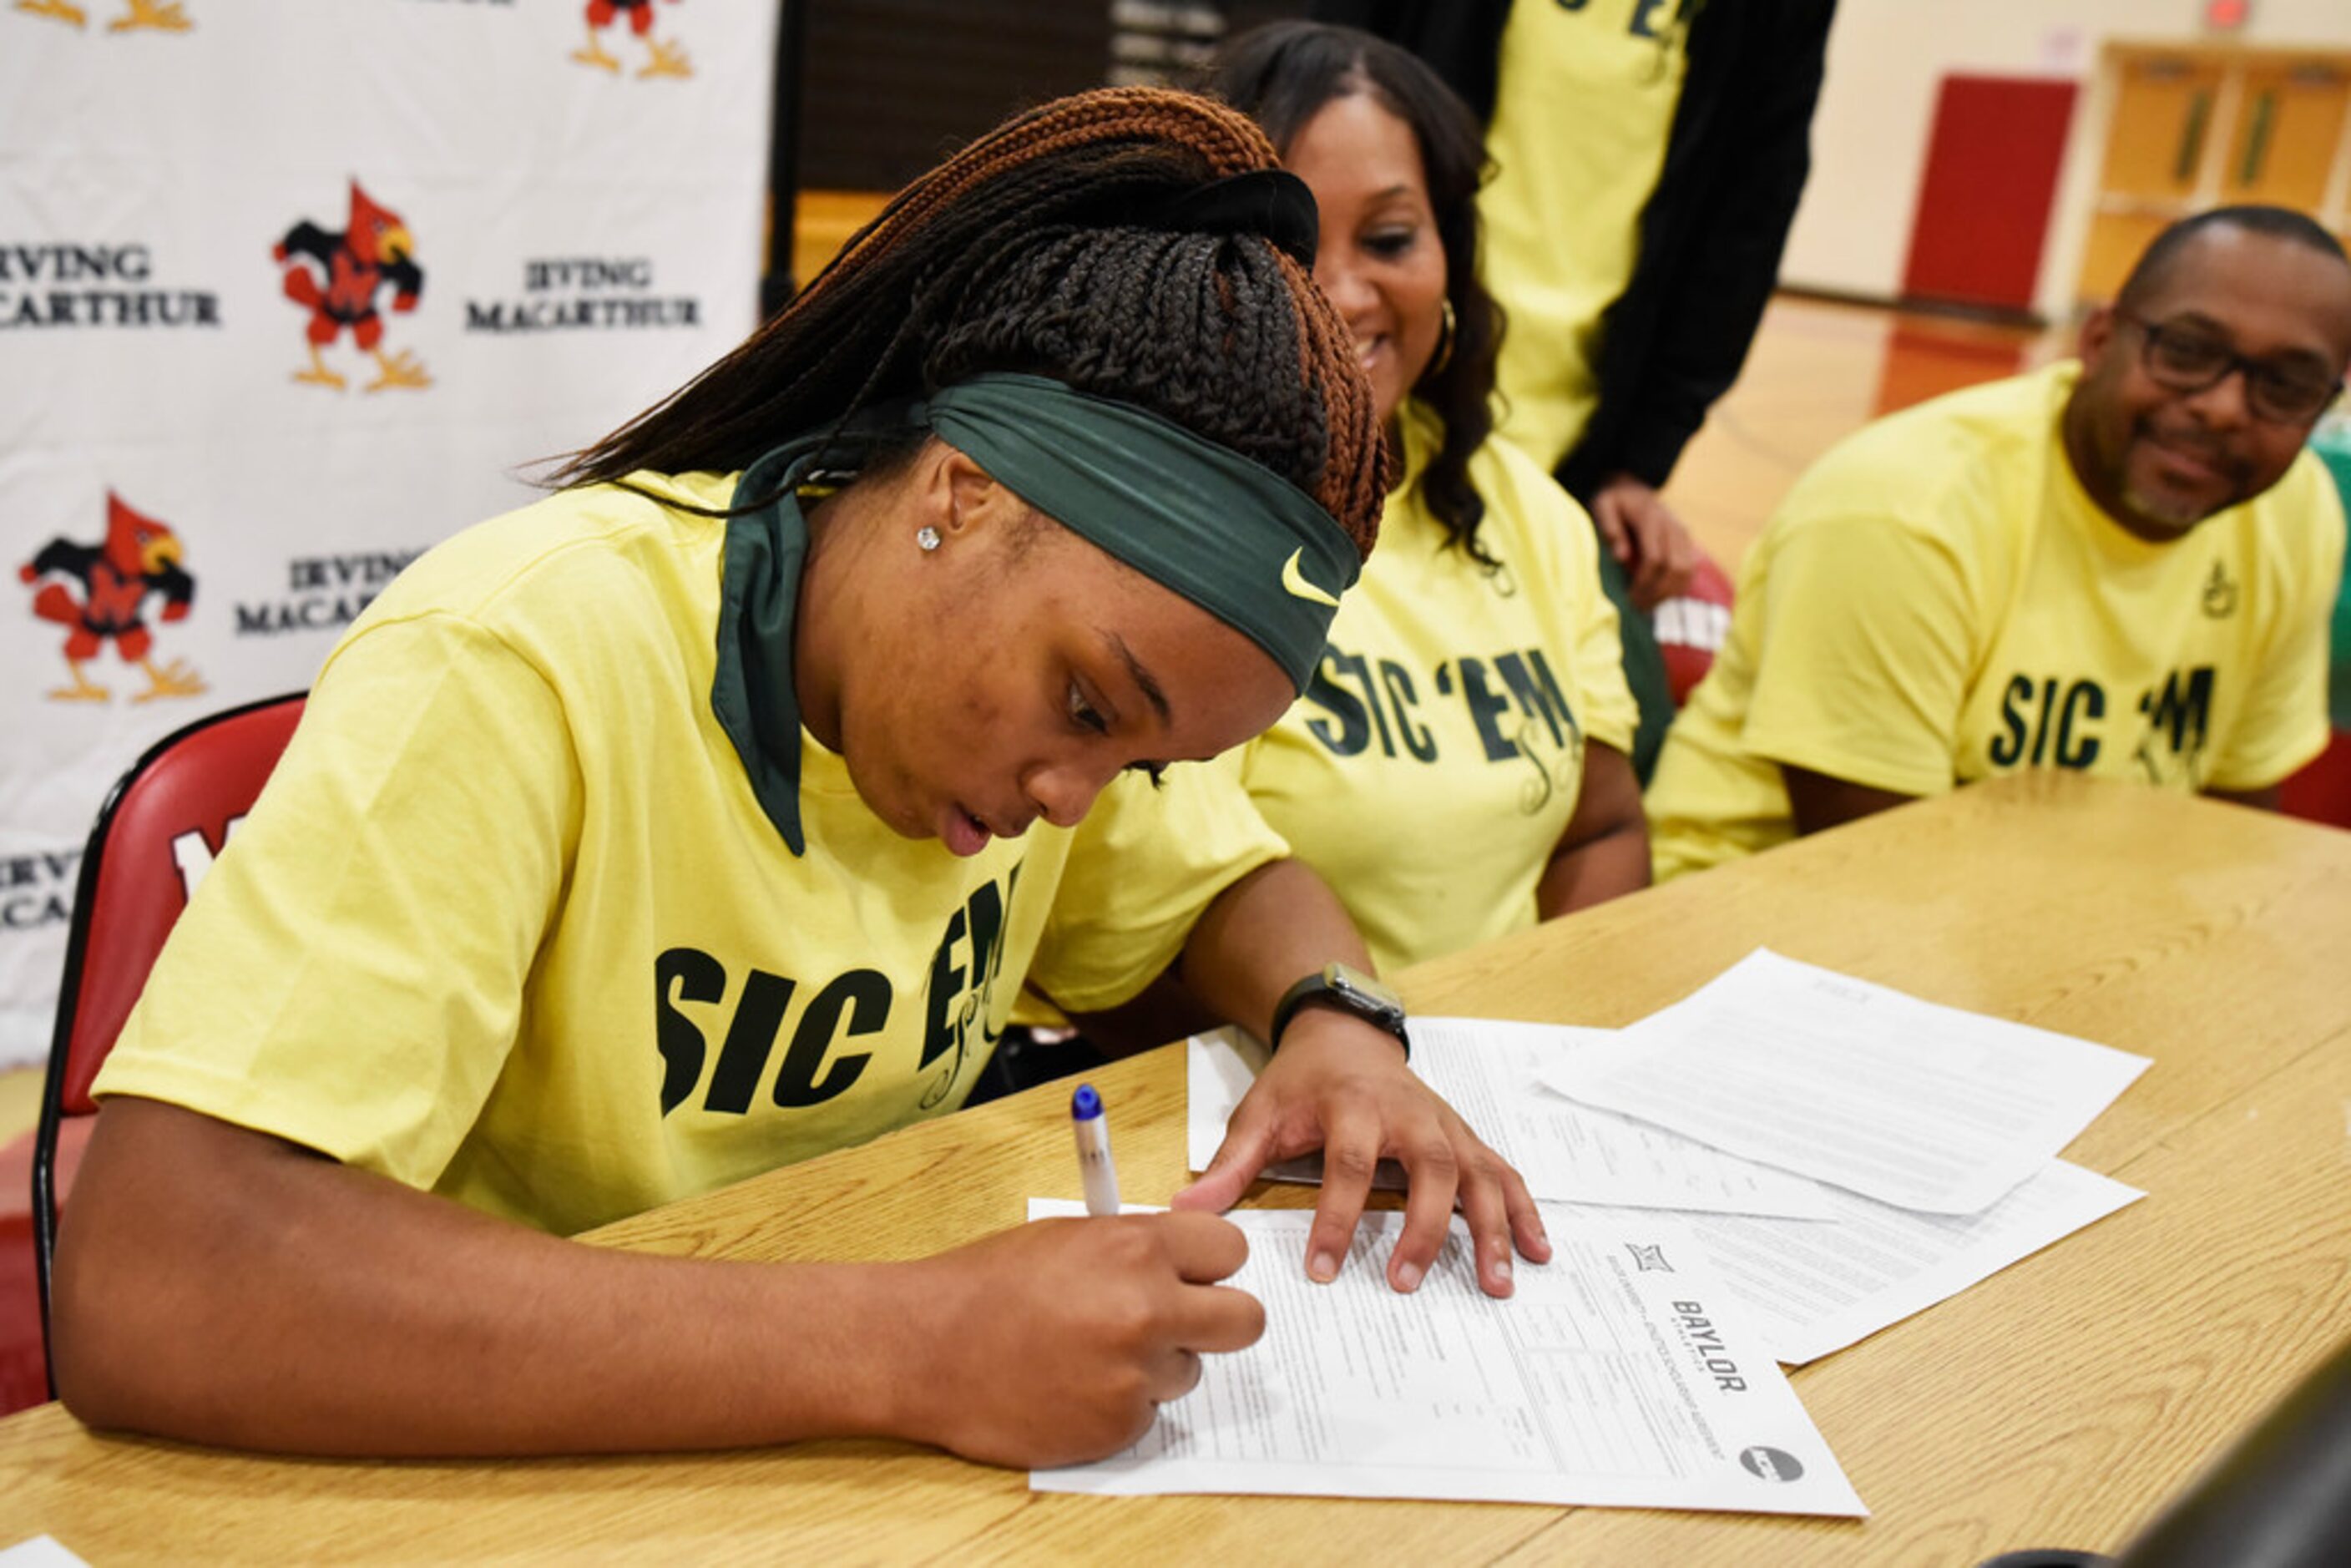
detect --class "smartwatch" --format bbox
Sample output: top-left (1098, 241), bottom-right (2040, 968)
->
top-left (1268, 962), bottom-right (1410, 1060)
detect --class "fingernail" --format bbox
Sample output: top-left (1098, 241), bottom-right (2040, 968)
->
top-left (1309, 1251), bottom-right (1338, 1282)
top-left (1394, 1261), bottom-right (1423, 1292)
top-left (1494, 1256), bottom-right (1514, 1284)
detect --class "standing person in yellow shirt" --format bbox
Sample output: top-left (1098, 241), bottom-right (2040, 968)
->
top-left (1314, 0), bottom-right (1837, 778)
top-left (48, 88), bottom-right (1550, 1465)
top-left (1198, 22), bottom-right (1648, 979)
top-left (1647, 208), bottom-right (2351, 878)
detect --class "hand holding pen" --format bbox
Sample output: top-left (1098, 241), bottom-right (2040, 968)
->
top-left (882, 1080), bottom-right (1261, 1466)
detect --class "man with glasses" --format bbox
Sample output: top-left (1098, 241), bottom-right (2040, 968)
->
top-left (1645, 205), bottom-right (2351, 880)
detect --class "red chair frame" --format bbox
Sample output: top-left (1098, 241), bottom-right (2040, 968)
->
top-left (28, 691), bottom-right (306, 1395)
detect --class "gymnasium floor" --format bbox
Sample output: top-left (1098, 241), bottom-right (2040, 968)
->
top-left (0, 294), bottom-right (2063, 1144)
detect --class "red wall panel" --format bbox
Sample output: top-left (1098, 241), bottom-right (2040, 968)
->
top-left (1902, 75), bottom-right (2080, 312)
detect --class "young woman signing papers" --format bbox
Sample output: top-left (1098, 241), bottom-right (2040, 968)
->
top-left (48, 89), bottom-right (1546, 1465)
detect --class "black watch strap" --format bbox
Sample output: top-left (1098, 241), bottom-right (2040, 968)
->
top-left (1268, 964), bottom-right (1410, 1061)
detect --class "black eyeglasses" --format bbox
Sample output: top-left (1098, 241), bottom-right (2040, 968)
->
top-left (2121, 312), bottom-right (2343, 426)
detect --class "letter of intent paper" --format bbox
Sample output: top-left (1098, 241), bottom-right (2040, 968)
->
top-left (1029, 1201), bottom-right (1865, 1516)
top-left (1540, 949), bottom-right (2150, 1214)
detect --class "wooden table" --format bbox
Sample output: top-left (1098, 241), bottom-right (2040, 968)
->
top-left (3, 774), bottom-right (2346, 1565)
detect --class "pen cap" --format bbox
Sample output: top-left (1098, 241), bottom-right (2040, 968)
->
top-left (1071, 1083), bottom-right (1104, 1120)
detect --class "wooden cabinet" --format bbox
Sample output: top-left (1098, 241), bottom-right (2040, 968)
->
top-left (2079, 43), bottom-right (2351, 306)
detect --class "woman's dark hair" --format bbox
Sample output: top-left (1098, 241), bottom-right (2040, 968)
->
top-left (554, 88), bottom-right (1388, 558)
top-left (1207, 21), bottom-right (1504, 567)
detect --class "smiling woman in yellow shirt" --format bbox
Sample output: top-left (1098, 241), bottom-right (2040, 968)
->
top-left (1208, 23), bottom-right (1648, 975)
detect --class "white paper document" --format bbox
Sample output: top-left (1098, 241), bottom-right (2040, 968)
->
top-left (1570, 1159), bottom-right (2144, 1365)
top-left (0, 1540), bottom-right (91, 1568)
top-left (1539, 949), bottom-right (2151, 1215)
top-left (1029, 1201), bottom-right (1866, 1516)
top-left (1188, 1023), bottom-right (1834, 1218)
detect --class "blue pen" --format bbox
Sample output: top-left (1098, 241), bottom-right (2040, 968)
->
top-left (1071, 1082), bottom-right (1122, 1216)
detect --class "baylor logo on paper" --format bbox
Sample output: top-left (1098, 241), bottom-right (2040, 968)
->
top-left (1738, 1445), bottom-right (1805, 1482)
top-left (1671, 1300), bottom-right (1748, 1393)
top-left (654, 865), bottom-right (1021, 1116)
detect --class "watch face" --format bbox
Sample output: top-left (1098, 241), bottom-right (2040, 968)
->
top-left (1272, 963), bottom-right (1411, 1057)
top-left (1327, 963), bottom-right (1405, 1022)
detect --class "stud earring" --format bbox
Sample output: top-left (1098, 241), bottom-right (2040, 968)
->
top-left (916, 526), bottom-right (941, 553)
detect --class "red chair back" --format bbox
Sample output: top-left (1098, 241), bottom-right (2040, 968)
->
top-left (44, 693), bottom-right (306, 1115)
top-left (27, 691), bottom-right (305, 1395)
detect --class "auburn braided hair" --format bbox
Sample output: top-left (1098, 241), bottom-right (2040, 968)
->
top-left (554, 87), bottom-right (1389, 558)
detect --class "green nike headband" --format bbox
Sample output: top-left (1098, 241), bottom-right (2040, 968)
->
top-left (922, 373), bottom-right (1360, 691)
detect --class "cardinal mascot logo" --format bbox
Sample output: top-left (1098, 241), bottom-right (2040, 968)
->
top-left (19, 491), bottom-right (206, 705)
top-left (572, 0), bottom-right (690, 80)
top-left (274, 180), bottom-right (432, 393)
top-left (13, 0), bottom-right (191, 32)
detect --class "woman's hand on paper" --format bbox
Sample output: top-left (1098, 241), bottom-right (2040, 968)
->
top-left (1172, 1014), bottom-right (1550, 1300)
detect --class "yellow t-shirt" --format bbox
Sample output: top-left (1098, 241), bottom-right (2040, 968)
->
top-left (1481, 0), bottom-right (1691, 473)
top-left (1229, 406), bottom-right (1639, 974)
top-left (96, 473), bottom-right (1284, 1235)
top-left (1647, 362), bottom-right (2347, 879)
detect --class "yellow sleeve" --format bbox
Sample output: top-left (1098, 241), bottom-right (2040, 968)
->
top-left (2210, 471), bottom-right (2346, 792)
top-left (1024, 757), bottom-right (1288, 1014)
top-left (1741, 514), bottom-right (1981, 797)
top-left (95, 613), bottom-right (581, 1188)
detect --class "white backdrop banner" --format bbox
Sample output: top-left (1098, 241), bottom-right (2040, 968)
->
top-left (1, 0), bottom-right (781, 1067)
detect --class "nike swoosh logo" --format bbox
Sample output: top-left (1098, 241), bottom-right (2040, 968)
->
top-left (1281, 549), bottom-right (1340, 607)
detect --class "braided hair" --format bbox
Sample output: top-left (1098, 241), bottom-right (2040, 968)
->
top-left (1207, 23), bottom-right (1506, 569)
top-left (554, 87), bottom-right (1389, 558)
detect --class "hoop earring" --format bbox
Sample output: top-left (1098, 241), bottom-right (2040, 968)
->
top-left (1427, 299), bottom-right (1457, 377)
top-left (915, 526), bottom-right (942, 553)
